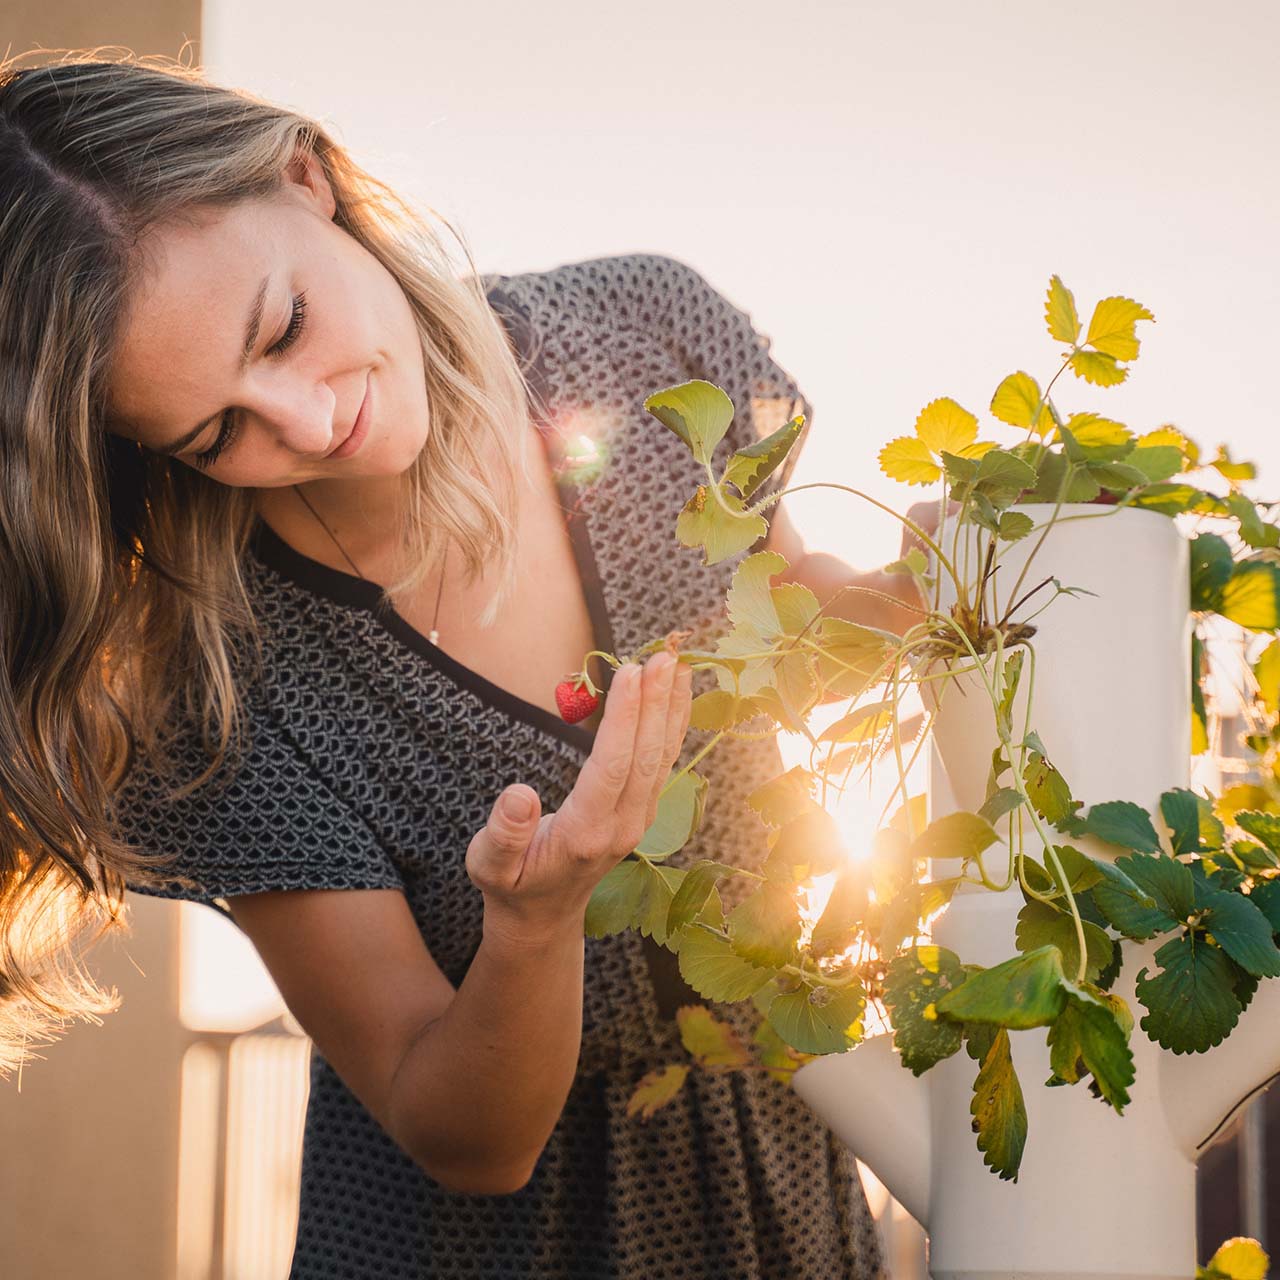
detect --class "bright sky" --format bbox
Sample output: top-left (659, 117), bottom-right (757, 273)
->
top-left (205, 0), bottom-right (1280, 570)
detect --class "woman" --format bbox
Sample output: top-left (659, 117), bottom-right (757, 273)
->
top-left (0, 51), bottom-right (917, 1278)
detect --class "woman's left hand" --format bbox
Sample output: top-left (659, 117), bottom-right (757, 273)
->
top-left (898, 497), bottom-right (962, 561)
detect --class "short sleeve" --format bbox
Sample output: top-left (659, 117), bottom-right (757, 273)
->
top-left (112, 703), bottom-right (404, 927)
top-left (606, 253), bottom-right (815, 508)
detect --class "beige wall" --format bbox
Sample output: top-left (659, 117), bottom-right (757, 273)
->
top-left (6, 0), bottom-right (201, 64)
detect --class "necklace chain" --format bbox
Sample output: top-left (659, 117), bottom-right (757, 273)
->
top-left (291, 483), bottom-right (446, 646)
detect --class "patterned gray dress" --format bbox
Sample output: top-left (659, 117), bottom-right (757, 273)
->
top-left (113, 253), bottom-right (886, 1279)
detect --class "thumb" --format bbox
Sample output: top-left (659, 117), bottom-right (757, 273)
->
top-left (469, 785), bottom-right (541, 878)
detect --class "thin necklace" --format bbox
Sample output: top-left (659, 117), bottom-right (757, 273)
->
top-left (291, 483), bottom-right (447, 646)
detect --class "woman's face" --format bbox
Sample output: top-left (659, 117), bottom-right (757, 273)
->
top-left (106, 153), bottom-right (430, 487)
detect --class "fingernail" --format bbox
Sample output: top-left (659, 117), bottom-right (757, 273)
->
top-left (503, 790), bottom-right (533, 820)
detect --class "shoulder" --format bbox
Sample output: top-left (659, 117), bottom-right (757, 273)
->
top-left (485, 253), bottom-right (721, 331)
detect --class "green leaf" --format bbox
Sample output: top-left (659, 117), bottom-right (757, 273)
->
top-left (1198, 889), bottom-right (1280, 977)
top-left (883, 946), bottom-right (967, 1075)
top-left (1219, 561), bottom-right (1280, 631)
top-left (645, 379), bottom-right (735, 465)
top-left (762, 807), bottom-right (846, 882)
top-left (1191, 534), bottom-right (1235, 613)
top-left (1193, 631), bottom-right (1209, 755)
top-left (626, 1063), bottom-right (689, 1119)
top-left (753, 1016), bottom-right (814, 1082)
top-left (1014, 446), bottom-right (1101, 504)
top-left (1023, 751), bottom-right (1076, 825)
top-left (1236, 812), bottom-right (1280, 858)
top-left (666, 860), bottom-right (743, 937)
top-left (990, 371), bottom-right (1054, 437)
top-left (1226, 493), bottom-right (1280, 550)
top-left (1092, 852), bottom-right (1192, 938)
top-left (676, 485), bottom-right (768, 565)
top-left (809, 867), bottom-right (870, 958)
top-left (1059, 414), bottom-right (1134, 464)
top-left (1015, 900), bottom-right (1115, 983)
top-left (1045, 275), bottom-right (1080, 344)
top-left (979, 787), bottom-right (1025, 826)
top-left (1248, 880), bottom-right (1280, 932)
top-left (1076, 800), bottom-right (1162, 854)
top-left (972, 448), bottom-right (1039, 503)
top-left (1088, 460), bottom-right (1149, 493)
top-left (908, 810), bottom-right (1002, 863)
top-left (935, 946), bottom-right (1070, 1029)
top-left (722, 413), bottom-right (806, 500)
top-left (746, 766), bottom-right (816, 828)
top-left (636, 770), bottom-right (708, 859)
top-left (994, 649), bottom-right (1025, 739)
top-left (676, 1005), bottom-right (751, 1068)
top-left (1126, 444), bottom-right (1185, 484)
top-left (1045, 990), bottom-right (1134, 1111)
top-left (970, 1028), bottom-right (1027, 1181)
top-left (1136, 934), bottom-right (1243, 1052)
top-left (677, 926), bottom-right (776, 1002)
top-left (1069, 350), bottom-right (1127, 386)
top-left (1085, 295), bottom-right (1155, 362)
top-left (727, 883), bottom-right (802, 967)
top-left (1253, 639), bottom-right (1280, 716)
top-left (1161, 787), bottom-right (1224, 856)
top-left (998, 510), bottom-right (1035, 542)
top-left (767, 980), bottom-right (866, 1055)
top-left (1130, 483), bottom-right (1228, 517)
top-left (585, 859), bottom-right (684, 944)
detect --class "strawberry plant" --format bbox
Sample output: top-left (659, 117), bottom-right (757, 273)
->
top-left (577, 276), bottom-right (1280, 1184)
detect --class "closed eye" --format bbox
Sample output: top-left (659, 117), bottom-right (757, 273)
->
top-left (192, 290), bottom-right (310, 470)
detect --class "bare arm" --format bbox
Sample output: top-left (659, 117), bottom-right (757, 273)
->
top-left (386, 651), bottom-right (693, 1193)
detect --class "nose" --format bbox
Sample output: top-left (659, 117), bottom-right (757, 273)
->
top-left (248, 378), bottom-right (340, 456)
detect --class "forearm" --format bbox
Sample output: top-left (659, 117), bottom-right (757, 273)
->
top-left (387, 911), bottom-right (585, 1194)
top-left (788, 551), bottom-right (925, 636)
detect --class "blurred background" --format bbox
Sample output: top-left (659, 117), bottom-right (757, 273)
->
top-left (2, 1), bottom-right (1279, 1276)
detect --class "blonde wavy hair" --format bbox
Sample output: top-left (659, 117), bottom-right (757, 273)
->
top-left (0, 48), bottom-right (535, 1079)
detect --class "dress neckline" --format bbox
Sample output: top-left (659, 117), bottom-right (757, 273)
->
top-left (246, 280), bottom-right (617, 755)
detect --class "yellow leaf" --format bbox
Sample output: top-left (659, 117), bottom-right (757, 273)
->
top-left (957, 440), bottom-right (1001, 459)
top-left (990, 371), bottom-right (1054, 437)
top-left (626, 1064), bottom-right (690, 1120)
top-left (1206, 1237), bottom-right (1270, 1280)
top-left (1064, 413), bottom-right (1132, 453)
top-left (1255, 639), bottom-right (1280, 716)
top-left (880, 436), bottom-right (941, 485)
top-left (1138, 425), bottom-right (1200, 469)
top-left (914, 397), bottom-right (979, 456)
top-left (1069, 350), bottom-right (1128, 387)
top-left (1210, 443), bottom-right (1257, 483)
top-left (1045, 275), bottom-right (1080, 344)
top-left (676, 1005), bottom-right (751, 1068)
top-left (1085, 295), bottom-right (1155, 361)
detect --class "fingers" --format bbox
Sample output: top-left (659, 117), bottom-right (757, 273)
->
top-left (573, 661), bottom-right (643, 811)
top-left (618, 652), bottom-right (678, 830)
top-left (465, 783), bottom-right (543, 891)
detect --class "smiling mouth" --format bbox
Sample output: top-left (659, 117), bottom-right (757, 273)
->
top-left (326, 376), bottom-right (371, 459)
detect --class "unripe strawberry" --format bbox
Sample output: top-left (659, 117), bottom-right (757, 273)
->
top-left (555, 677), bottom-right (600, 723)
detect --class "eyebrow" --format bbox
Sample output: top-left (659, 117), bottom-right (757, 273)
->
top-left (154, 273), bottom-right (272, 457)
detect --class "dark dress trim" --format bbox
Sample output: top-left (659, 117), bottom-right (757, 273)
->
top-left (247, 281), bottom-right (617, 756)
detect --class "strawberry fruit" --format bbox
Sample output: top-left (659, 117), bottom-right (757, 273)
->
top-left (555, 676), bottom-right (600, 724)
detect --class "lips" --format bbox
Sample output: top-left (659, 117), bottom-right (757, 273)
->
top-left (327, 376), bottom-right (371, 459)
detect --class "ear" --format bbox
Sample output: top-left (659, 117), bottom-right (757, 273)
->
top-left (283, 147), bottom-right (337, 220)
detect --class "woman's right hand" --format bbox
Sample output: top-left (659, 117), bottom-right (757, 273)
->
top-left (466, 652), bottom-right (695, 945)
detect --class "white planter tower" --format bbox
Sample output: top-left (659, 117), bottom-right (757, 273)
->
top-left (793, 504), bottom-right (1280, 1279)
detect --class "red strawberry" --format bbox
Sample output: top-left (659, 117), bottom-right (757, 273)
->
top-left (555, 676), bottom-right (600, 724)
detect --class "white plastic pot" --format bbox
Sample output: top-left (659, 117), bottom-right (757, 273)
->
top-left (793, 504), bottom-right (1280, 1279)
